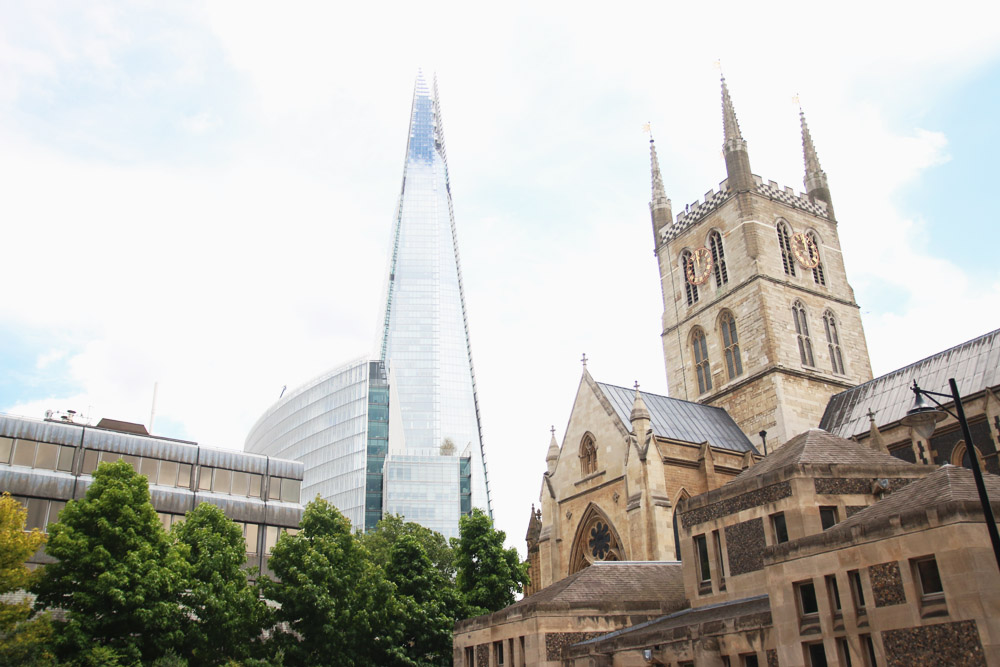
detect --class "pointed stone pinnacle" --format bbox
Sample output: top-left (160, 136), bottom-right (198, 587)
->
top-left (649, 138), bottom-right (669, 208)
top-left (800, 107), bottom-right (823, 178)
top-left (721, 76), bottom-right (744, 144)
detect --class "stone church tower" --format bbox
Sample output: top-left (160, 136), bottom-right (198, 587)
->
top-left (652, 77), bottom-right (873, 449)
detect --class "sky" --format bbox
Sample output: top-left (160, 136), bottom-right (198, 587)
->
top-left (2, 0), bottom-right (999, 555)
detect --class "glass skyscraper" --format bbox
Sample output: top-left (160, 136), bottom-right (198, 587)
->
top-left (245, 73), bottom-right (491, 538)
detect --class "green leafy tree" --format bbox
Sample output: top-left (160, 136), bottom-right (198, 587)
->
top-left (259, 498), bottom-right (405, 666)
top-left (32, 460), bottom-right (186, 664)
top-left (172, 503), bottom-right (269, 666)
top-left (0, 493), bottom-right (55, 665)
top-left (359, 514), bottom-right (455, 579)
top-left (455, 508), bottom-right (529, 615)
top-left (385, 534), bottom-right (462, 666)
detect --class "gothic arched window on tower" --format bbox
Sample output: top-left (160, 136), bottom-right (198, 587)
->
top-left (777, 222), bottom-right (796, 277)
top-left (709, 230), bottom-right (729, 287)
top-left (792, 301), bottom-right (815, 367)
top-left (720, 311), bottom-right (743, 379)
top-left (680, 250), bottom-right (699, 306)
top-left (823, 310), bottom-right (845, 375)
top-left (809, 231), bottom-right (826, 286)
top-left (692, 328), bottom-right (712, 394)
top-left (579, 434), bottom-right (597, 476)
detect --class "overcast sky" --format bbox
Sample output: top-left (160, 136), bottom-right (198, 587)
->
top-left (2, 1), bottom-right (999, 554)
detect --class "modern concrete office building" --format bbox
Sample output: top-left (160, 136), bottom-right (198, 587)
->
top-left (246, 72), bottom-right (490, 538)
top-left (0, 412), bottom-right (304, 577)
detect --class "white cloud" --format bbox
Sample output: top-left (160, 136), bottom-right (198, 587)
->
top-left (1, 0), bottom-right (999, 553)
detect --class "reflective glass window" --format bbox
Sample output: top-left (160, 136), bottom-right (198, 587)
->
top-left (34, 442), bottom-right (59, 470)
top-left (265, 526), bottom-right (280, 553)
top-left (48, 501), bottom-right (65, 528)
top-left (12, 440), bottom-right (37, 467)
top-left (25, 499), bottom-right (46, 530)
top-left (57, 446), bottom-right (75, 472)
top-left (81, 450), bottom-right (99, 474)
top-left (245, 523), bottom-right (259, 554)
top-left (158, 460), bottom-right (178, 486)
top-left (122, 455), bottom-right (140, 471)
top-left (268, 478), bottom-right (281, 500)
top-left (198, 467), bottom-right (212, 491)
top-left (0, 437), bottom-right (13, 464)
top-left (281, 478), bottom-right (301, 504)
top-left (231, 471), bottom-right (249, 496)
top-left (139, 457), bottom-right (159, 480)
top-left (213, 468), bottom-right (232, 495)
top-left (177, 464), bottom-right (192, 488)
top-left (249, 474), bottom-right (262, 498)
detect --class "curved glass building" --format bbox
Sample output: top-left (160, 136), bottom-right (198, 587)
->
top-left (246, 73), bottom-right (491, 538)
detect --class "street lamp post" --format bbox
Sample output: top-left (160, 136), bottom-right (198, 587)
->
top-left (901, 377), bottom-right (1000, 575)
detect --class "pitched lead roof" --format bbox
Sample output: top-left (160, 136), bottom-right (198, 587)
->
top-left (820, 327), bottom-right (1000, 438)
top-left (596, 382), bottom-right (756, 453)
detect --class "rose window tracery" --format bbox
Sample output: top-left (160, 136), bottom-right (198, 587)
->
top-left (589, 521), bottom-right (611, 559)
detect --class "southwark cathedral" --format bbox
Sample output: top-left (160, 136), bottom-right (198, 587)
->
top-left (455, 78), bottom-right (1000, 667)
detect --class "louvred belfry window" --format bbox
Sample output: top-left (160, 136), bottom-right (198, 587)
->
top-left (793, 301), bottom-right (815, 366)
top-left (777, 222), bottom-right (796, 276)
top-left (720, 312), bottom-right (743, 379)
top-left (823, 310), bottom-right (844, 374)
top-left (692, 328), bottom-right (712, 394)
top-left (809, 232), bottom-right (826, 285)
top-left (681, 250), bottom-right (699, 305)
top-left (709, 230), bottom-right (728, 287)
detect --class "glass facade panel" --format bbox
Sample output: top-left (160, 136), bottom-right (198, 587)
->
top-left (249, 473), bottom-right (262, 498)
top-left (245, 523), bottom-right (259, 554)
top-left (34, 442), bottom-right (59, 470)
top-left (158, 460), bottom-right (178, 486)
top-left (213, 468), bottom-right (232, 495)
top-left (122, 455), bottom-right (140, 471)
top-left (375, 74), bottom-right (491, 534)
top-left (82, 450), bottom-right (99, 474)
top-left (139, 457), bottom-right (159, 480)
top-left (199, 467), bottom-right (213, 491)
top-left (177, 463), bottom-right (192, 488)
top-left (246, 358), bottom-right (370, 529)
top-left (232, 471), bottom-right (250, 497)
top-left (0, 437), bottom-right (12, 464)
top-left (57, 445), bottom-right (75, 472)
top-left (383, 454), bottom-right (462, 539)
top-left (281, 478), bottom-right (300, 504)
top-left (12, 440), bottom-right (37, 467)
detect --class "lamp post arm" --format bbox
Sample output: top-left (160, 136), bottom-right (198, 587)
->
top-left (948, 378), bottom-right (1000, 575)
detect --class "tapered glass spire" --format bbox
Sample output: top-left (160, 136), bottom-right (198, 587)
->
top-left (378, 72), bottom-right (492, 527)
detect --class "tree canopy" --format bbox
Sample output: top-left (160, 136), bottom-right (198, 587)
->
top-left (172, 502), bottom-right (270, 666)
top-left (259, 498), bottom-right (405, 666)
top-left (455, 508), bottom-right (530, 614)
top-left (0, 493), bottom-right (54, 665)
top-left (32, 460), bottom-right (186, 664)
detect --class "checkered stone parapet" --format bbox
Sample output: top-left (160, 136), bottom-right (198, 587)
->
top-left (755, 180), bottom-right (828, 218)
top-left (660, 176), bottom-right (829, 245)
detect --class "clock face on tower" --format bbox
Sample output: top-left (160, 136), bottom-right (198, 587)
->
top-left (685, 247), bottom-right (713, 285)
top-left (791, 232), bottom-right (820, 269)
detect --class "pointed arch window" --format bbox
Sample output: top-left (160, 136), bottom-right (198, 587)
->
top-left (709, 230), bottom-right (728, 287)
top-left (680, 250), bottom-right (699, 306)
top-left (809, 231), bottom-right (826, 286)
top-left (692, 327), bottom-right (712, 394)
top-left (720, 311), bottom-right (743, 379)
top-left (792, 301), bottom-right (814, 366)
top-left (569, 506), bottom-right (625, 574)
top-left (777, 222), bottom-right (796, 276)
top-left (579, 434), bottom-right (597, 476)
top-left (823, 310), bottom-right (844, 374)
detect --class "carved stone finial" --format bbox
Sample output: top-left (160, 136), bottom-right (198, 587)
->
top-left (581, 353), bottom-right (588, 368)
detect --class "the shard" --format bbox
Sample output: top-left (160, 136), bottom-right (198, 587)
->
top-left (377, 72), bottom-right (492, 533)
top-left (245, 72), bottom-right (491, 539)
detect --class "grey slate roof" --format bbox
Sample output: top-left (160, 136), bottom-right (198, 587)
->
top-left (597, 382), bottom-right (757, 453)
top-left (828, 464), bottom-right (1000, 536)
top-left (820, 327), bottom-right (1000, 438)
top-left (730, 428), bottom-right (913, 484)
top-left (570, 594), bottom-right (770, 651)
top-left (503, 561), bottom-right (686, 615)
